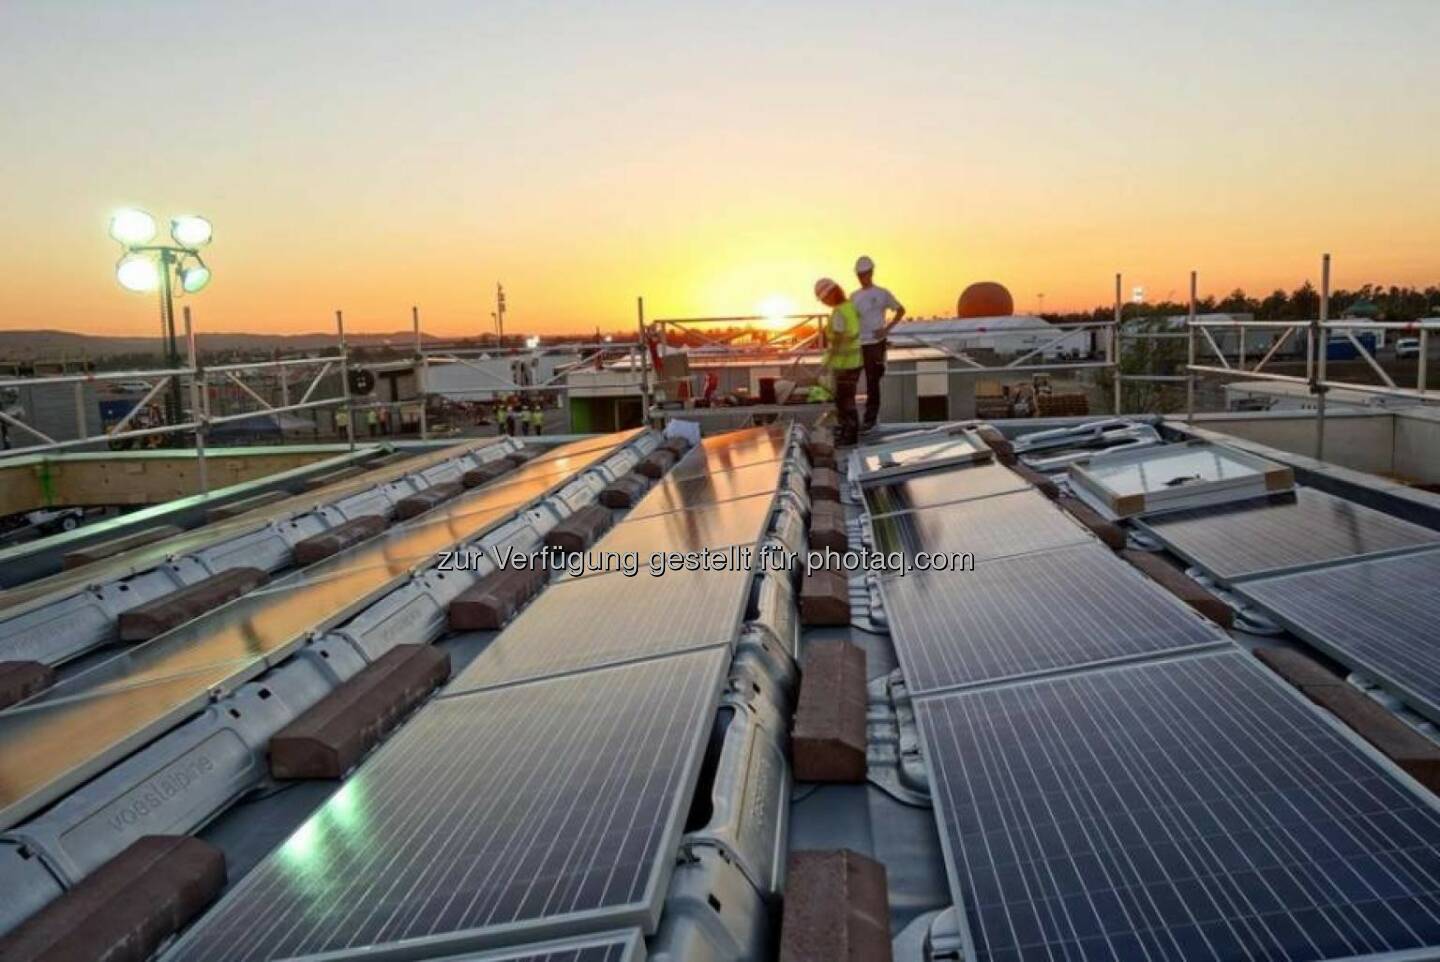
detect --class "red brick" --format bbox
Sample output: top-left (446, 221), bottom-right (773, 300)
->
top-left (206, 490), bottom-right (289, 523)
top-left (0, 836), bottom-right (224, 962)
top-left (462, 461), bottom-right (511, 488)
top-left (0, 661), bottom-right (55, 711)
top-left (781, 850), bottom-right (892, 962)
top-left (636, 448), bottom-right (678, 479)
top-left (793, 641), bottom-right (867, 782)
top-left (808, 503), bottom-right (848, 553)
top-left (449, 563), bottom-right (549, 630)
top-left (62, 525), bottom-right (183, 570)
top-left (1305, 684), bottom-right (1440, 792)
top-left (800, 567), bottom-right (850, 626)
top-left (1253, 646), bottom-right (1344, 691)
top-left (118, 567), bottom-right (269, 642)
top-left (393, 480), bottom-right (463, 520)
top-left (543, 503), bottom-right (613, 554)
top-left (599, 473), bottom-right (649, 508)
top-left (293, 515), bottom-right (386, 565)
top-left (1120, 549), bottom-right (1233, 629)
top-left (302, 465), bottom-right (367, 492)
top-left (270, 645), bottom-right (450, 779)
top-left (1056, 495), bottom-right (1126, 550)
top-left (1009, 462), bottom-right (1059, 499)
top-left (976, 426), bottom-right (1017, 465)
top-left (809, 467), bottom-right (841, 503)
top-left (660, 436), bottom-right (692, 456)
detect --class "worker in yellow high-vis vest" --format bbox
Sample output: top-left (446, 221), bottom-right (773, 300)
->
top-left (813, 277), bottom-right (863, 446)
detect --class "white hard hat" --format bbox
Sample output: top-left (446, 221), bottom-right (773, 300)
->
top-left (854, 255), bottom-right (875, 274)
top-left (814, 277), bottom-right (841, 300)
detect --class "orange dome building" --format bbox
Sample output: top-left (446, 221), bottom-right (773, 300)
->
top-left (956, 282), bottom-right (1014, 318)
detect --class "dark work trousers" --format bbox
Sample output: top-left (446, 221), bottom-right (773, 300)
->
top-left (861, 340), bottom-right (887, 428)
top-left (834, 367), bottom-right (862, 446)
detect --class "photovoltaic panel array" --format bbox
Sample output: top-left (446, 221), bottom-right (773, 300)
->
top-left (916, 650), bottom-right (1440, 962)
top-left (582, 494), bottom-right (776, 562)
top-left (863, 461), bottom-right (1029, 517)
top-left (870, 490), bottom-right (1090, 568)
top-left (165, 649), bottom-right (728, 962)
top-left (448, 566), bottom-right (751, 692)
top-left (625, 460), bottom-right (784, 520)
top-left (0, 430), bottom-right (637, 830)
top-left (881, 543), bottom-right (1228, 694)
top-left (667, 428), bottom-right (791, 479)
top-left (1138, 488), bottom-right (1440, 583)
top-left (1238, 549), bottom-right (1440, 723)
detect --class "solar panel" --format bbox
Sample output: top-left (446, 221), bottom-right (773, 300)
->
top-left (449, 566), bottom-right (750, 692)
top-left (427, 929), bottom-right (644, 961)
top-left (0, 431), bottom-right (639, 830)
top-left (915, 649), bottom-right (1440, 962)
top-left (1138, 488), bottom-right (1440, 582)
top-left (863, 461), bottom-right (1030, 517)
top-left (165, 649), bottom-right (728, 962)
top-left (880, 543), bottom-right (1228, 695)
top-left (667, 432), bottom-right (790, 479)
top-left (626, 461), bottom-right (784, 520)
top-left (584, 494), bottom-right (776, 563)
top-left (870, 490), bottom-right (1090, 567)
top-left (1238, 549), bottom-right (1440, 723)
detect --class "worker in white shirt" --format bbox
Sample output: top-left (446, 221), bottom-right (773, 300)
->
top-left (850, 255), bottom-right (906, 432)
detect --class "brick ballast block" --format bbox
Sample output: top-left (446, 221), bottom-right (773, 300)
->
top-left (449, 563), bottom-right (549, 630)
top-left (206, 490), bottom-right (289, 523)
top-left (293, 515), bottom-right (386, 565)
top-left (800, 567), bottom-right (849, 626)
top-left (62, 525), bottom-right (183, 570)
top-left (1253, 646), bottom-right (1440, 792)
top-left (659, 436), bottom-right (692, 456)
top-left (781, 850), bottom-right (892, 962)
top-left (462, 461), bottom-right (511, 488)
top-left (809, 467), bottom-right (841, 503)
top-left (1009, 462), bottom-right (1059, 499)
top-left (976, 426), bottom-right (1017, 465)
top-left (393, 481), bottom-right (463, 520)
top-left (302, 465), bottom-right (367, 492)
top-left (599, 473), bottom-right (649, 508)
top-left (0, 661), bottom-right (56, 711)
top-left (1306, 685), bottom-right (1440, 792)
top-left (505, 449), bottom-right (538, 466)
top-left (118, 567), bottom-right (269, 642)
top-left (1254, 646), bottom-right (1347, 691)
top-left (808, 502), bottom-right (848, 553)
top-left (793, 641), bottom-right (868, 782)
top-left (636, 448), bottom-right (678, 480)
top-left (1120, 549), bottom-right (1233, 629)
top-left (270, 645), bottom-right (450, 779)
top-left (544, 503), bottom-right (613, 555)
top-left (1056, 495), bottom-right (1126, 550)
top-left (0, 835), bottom-right (224, 962)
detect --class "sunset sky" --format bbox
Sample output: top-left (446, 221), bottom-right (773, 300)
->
top-left (1, 1), bottom-right (1437, 337)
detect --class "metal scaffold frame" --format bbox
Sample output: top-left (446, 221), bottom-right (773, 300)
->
top-left (1182, 254), bottom-right (1438, 461)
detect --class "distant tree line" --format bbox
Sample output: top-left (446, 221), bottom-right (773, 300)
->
top-left (1053, 282), bottom-right (1440, 325)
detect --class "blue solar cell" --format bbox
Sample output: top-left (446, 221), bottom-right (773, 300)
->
top-left (1239, 549), bottom-right (1440, 723)
top-left (916, 650), bottom-right (1440, 962)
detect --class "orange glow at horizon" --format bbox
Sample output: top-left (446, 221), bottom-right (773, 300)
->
top-left (0, 2), bottom-right (1436, 341)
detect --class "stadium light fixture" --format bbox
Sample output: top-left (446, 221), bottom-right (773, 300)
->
top-left (107, 207), bottom-right (216, 426)
top-left (109, 208), bottom-right (157, 245)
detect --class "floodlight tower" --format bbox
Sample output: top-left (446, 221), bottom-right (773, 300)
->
top-left (108, 209), bottom-right (213, 427)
